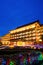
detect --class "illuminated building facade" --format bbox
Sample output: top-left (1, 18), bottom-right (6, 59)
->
top-left (1, 33), bottom-right (15, 48)
top-left (10, 20), bottom-right (43, 46)
top-left (1, 20), bottom-right (43, 47)
top-left (1, 33), bottom-right (10, 46)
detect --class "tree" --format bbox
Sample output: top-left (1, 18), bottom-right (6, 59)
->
top-left (0, 41), bottom-right (2, 46)
top-left (41, 35), bottom-right (43, 41)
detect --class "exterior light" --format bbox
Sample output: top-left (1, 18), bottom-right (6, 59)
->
top-left (39, 39), bottom-right (42, 42)
top-left (17, 41), bottom-right (23, 46)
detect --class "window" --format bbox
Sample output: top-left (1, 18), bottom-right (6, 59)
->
top-left (25, 32), bottom-right (29, 34)
top-left (22, 32), bottom-right (26, 35)
top-left (14, 35), bottom-right (16, 36)
top-left (32, 37), bottom-right (36, 39)
top-left (26, 38), bottom-right (29, 40)
top-left (32, 30), bottom-right (35, 33)
top-left (28, 31), bottom-right (31, 33)
top-left (29, 34), bottom-right (31, 36)
top-left (32, 34), bottom-right (36, 36)
top-left (37, 30), bottom-right (40, 32)
top-left (14, 37), bottom-right (16, 39)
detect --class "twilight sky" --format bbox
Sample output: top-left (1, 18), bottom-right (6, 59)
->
top-left (0, 0), bottom-right (43, 36)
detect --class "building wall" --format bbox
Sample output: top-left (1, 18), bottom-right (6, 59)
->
top-left (1, 33), bottom-right (10, 46)
top-left (10, 22), bottom-right (42, 46)
top-left (1, 21), bottom-right (43, 47)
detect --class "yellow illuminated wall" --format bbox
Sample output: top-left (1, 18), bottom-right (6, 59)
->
top-left (10, 21), bottom-right (43, 45)
top-left (1, 33), bottom-right (10, 45)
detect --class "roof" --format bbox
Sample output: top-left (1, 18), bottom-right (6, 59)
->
top-left (16, 20), bottom-right (40, 29)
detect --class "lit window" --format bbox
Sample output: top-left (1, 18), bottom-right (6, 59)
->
top-left (13, 35), bottom-right (14, 37)
top-left (18, 34), bottom-right (20, 35)
top-left (15, 37), bottom-right (16, 39)
top-left (38, 33), bottom-right (40, 35)
top-left (15, 35), bottom-right (16, 36)
top-left (29, 34), bottom-right (31, 36)
top-left (22, 36), bottom-right (25, 37)
top-left (19, 36), bottom-right (21, 38)
top-left (22, 33), bottom-right (25, 35)
top-left (26, 38), bottom-right (29, 40)
top-left (32, 25), bottom-right (35, 28)
top-left (33, 37), bottom-right (36, 39)
top-left (20, 33), bottom-right (22, 35)
top-left (19, 36), bottom-right (22, 38)
top-left (16, 37), bottom-right (18, 38)
top-left (26, 32), bottom-right (29, 34)
top-left (26, 27), bottom-right (29, 29)
top-left (25, 36), bottom-right (27, 37)
top-left (37, 36), bottom-right (40, 39)
top-left (39, 39), bottom-right (42, 42)
top-left (14, 42), bottom-right (16, 43)
top-left (29, 38), bottom-right (31, 40)
top-left (42, 32), bottom-right (43, 34)
top-left (25, 35), bottom-right (28, 37)
top-left (23, 28), bottom-right (26, 30)
top-left (32, 34), bottom-right (35, 36)
top-left (32, 30), bottom-right (35, 33)
top-left (28, 31), bottom-right (31, 33)
top-left (37, 30), bottom-right (40, 32)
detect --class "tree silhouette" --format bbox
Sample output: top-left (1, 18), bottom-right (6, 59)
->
top-left (0, 41), bottom-right (2, 46)
top-left (41, 35), bottom-right (43, 41)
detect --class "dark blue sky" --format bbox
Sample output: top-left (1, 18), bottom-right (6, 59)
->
top-left (0, 0), bottom-right (43, 36)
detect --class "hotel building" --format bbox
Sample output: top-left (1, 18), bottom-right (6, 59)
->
top-left (10, 20), bottom-right (43, 46)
